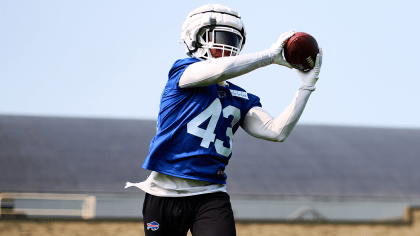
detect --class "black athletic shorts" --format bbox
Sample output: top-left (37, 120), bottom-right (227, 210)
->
top-left (142, 191), bottom-right (236, 236)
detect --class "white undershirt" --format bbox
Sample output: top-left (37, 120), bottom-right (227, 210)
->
top-left (125, 171), bottom-right (226, 197)
top-left (125, 51), bottom-right (315, 196)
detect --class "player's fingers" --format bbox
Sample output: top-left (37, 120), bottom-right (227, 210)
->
top-left (317, 48), bottom-right (323, 68)
top-left (314, 50), bottom-right (321, 80)
top-left (280, 30), bottom-right (295, 38)
top-left (282, 61), bottom-right (293, 69)
top-left (315, 48), bottom-right (322, 69)
top-left (279, 30), bottom-right (295, 45)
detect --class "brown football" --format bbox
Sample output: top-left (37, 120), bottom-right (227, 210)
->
top-left (284, 32), bottom-right (319, 72)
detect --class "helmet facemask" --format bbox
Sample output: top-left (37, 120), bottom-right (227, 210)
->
top-left (194, 26), bottom-right (244, 60)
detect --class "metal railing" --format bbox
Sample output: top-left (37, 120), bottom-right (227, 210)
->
top-left (0, 192), bottom-right (96, 219)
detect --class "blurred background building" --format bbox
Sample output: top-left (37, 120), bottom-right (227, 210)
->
top-left (1, 114), bottom-right (420, 221)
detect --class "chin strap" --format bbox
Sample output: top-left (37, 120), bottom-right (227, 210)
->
top-left (179, 40), bottom-right (200, 57)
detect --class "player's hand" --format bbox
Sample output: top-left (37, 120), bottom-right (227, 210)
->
top-left (270, 30), bottom-right (295, 68)
top-left (297, 48), bottom-right (323, 86)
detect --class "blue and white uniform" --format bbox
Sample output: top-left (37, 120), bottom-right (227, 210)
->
top-left (126, 49), bottom-right (318, 197)
top-left (133, 5), bottom-right (323, 235)
top-left (143, 58), bottom-right (261, 184)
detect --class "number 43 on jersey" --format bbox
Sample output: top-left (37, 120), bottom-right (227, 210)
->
top-left (187, 98), bottom-right (240, 157)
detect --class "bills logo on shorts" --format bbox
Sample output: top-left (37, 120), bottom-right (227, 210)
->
top-left (147, 221), bottom-right (159, 231)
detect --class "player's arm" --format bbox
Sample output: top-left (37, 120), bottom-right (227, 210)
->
top-left (178, 30), bottom-right (295, 88)
top-left (241, 49), bottom-right (322, 142)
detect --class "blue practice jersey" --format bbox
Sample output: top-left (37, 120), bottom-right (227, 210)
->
top-left (142, 57), bottom-right (262, 184)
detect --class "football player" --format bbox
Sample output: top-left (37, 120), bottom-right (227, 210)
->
top-left (125, 4), bottom-right (322, 236)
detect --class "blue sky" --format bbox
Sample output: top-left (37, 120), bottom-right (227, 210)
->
top-left (1, 0), bottom-right (419, 128)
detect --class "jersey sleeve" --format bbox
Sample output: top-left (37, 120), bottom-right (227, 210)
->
top-left (243, 92), bottom-right (262, 120)
top-left (165, 58), bottom-right (201, 94)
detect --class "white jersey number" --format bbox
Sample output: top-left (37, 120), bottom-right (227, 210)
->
top-left (187, 98), bottom-right (241, 157)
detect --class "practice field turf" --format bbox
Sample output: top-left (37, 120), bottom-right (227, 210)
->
top-left (1, 209), bottom-right (420, 236)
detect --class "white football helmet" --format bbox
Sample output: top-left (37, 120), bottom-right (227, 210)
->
top-left (181, 4), bottom-right (246, 60)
